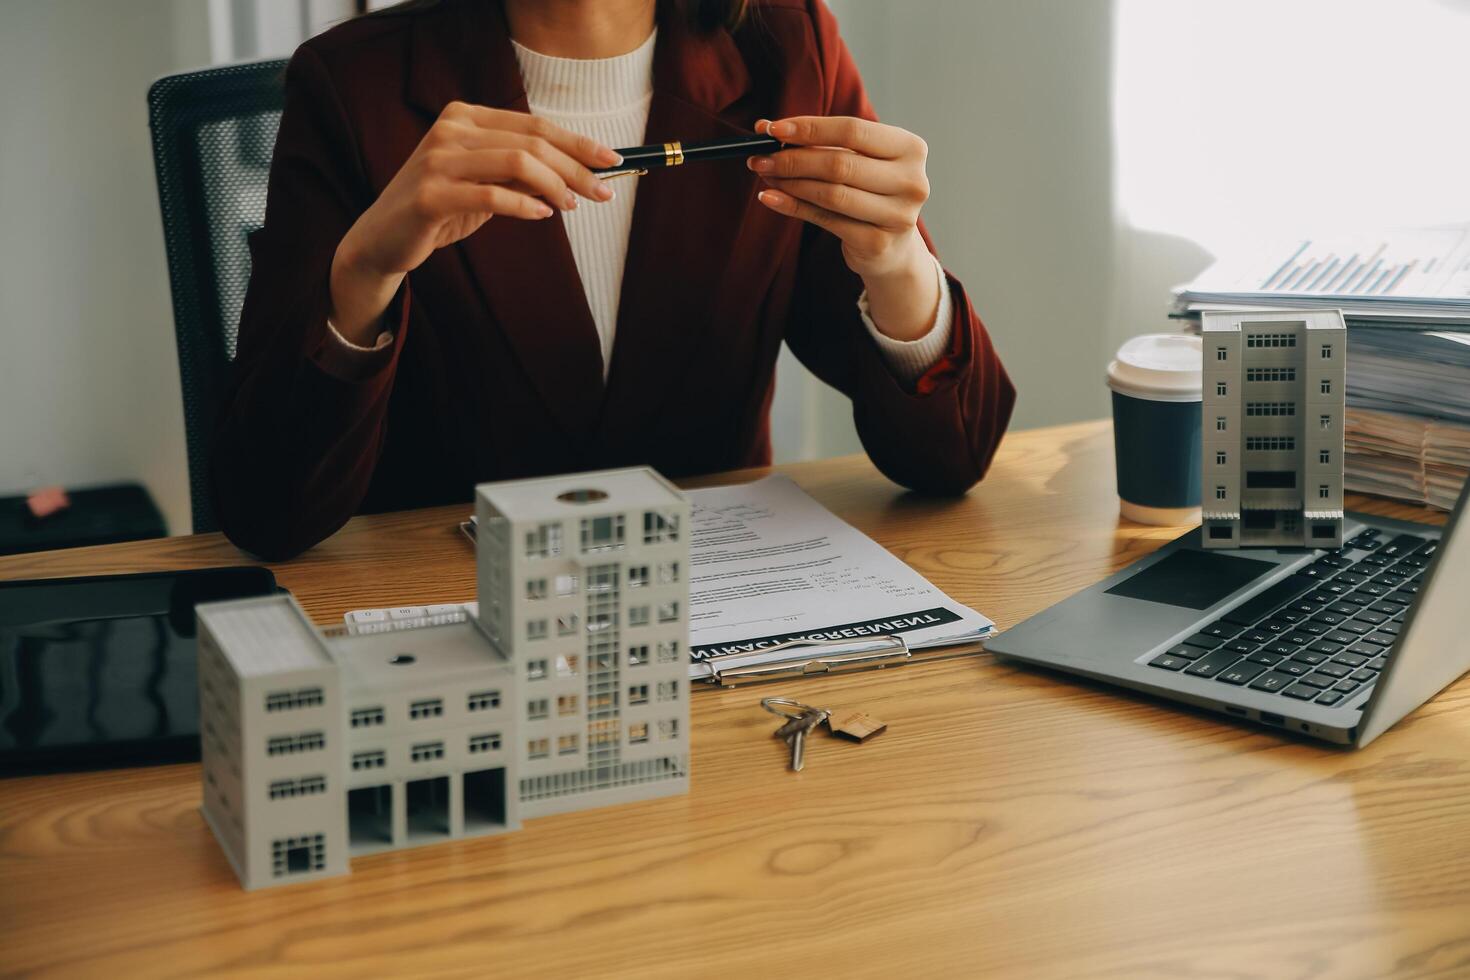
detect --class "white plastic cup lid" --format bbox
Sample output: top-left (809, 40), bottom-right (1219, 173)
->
top-left (1106, 333), bottom-right (1202, 402)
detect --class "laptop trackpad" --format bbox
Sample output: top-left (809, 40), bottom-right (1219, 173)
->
top-left (1105, 549), bottom-right (1279, 610)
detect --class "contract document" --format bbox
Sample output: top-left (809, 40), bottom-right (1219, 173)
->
top-left (683, 476), bottom-right (994, 681)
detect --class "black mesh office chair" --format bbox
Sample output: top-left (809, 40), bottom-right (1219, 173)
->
top-left (147, 60), bottom-right (287, 534)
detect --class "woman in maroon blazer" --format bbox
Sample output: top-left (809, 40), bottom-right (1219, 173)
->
top-left (216, 0), bottom-right (1015, 559)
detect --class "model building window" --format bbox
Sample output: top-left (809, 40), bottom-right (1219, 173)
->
top-left (1319, 449), bottom-right (1331, 464)
top-left (1245, 402), bottom-right (1295, 417)
top-left (272, 834), bottom-right (325, 877)
top-left (557, 694), bottom-right (579, 716)
top-left (558, 734), bottom-right (579, 755)
top-left (265, 687), bottom-right (323, 712)
top-left (628, 722), bottom-right (650, 744)
top-left (657, 719), bottom-right (679, 741)
top-left (657, 641), bottom-right (679, 664)
top-left (525, 523), bottom-right (562, 559)
top-left (556, 654), bottom-right (580, 677)
top-left (352, 750), bottom-right (387, 771)
top-left (587, 566), bottom-right (617, 593)
top-left (525, 578), bottom-right (548, 600)
top-left (527, 618), bottom-right (548, 641)
top-left (657, 600), bottom-right (679, 623)
top-left (628, 684), bottom-right (650, 705)
top-left (1319, 484), bottom-right (1331, 499)
top-left (1246, 367), bottom-right (1296, 382)
top-left (554, 573), bottom-right (578, 596)
top-left (1216, 347), bottom-right (1228, 361)
top-left (1215, 486), bottom-right (1227, 500)
top-left (1320, 414), bottom-right (1332, 430)
top-left (643, 510), bottom-right (680, 544)
top-left (268, 731), bottom-right (325, 756)
top-left (527, 738), bottom-right (550, 759)
top-left (629, 605), bottom-right (650, 627)
top-left (588, 611), bottom-right (617, 633)
top-left (1246, 436), bottom-right (1295, 451)
top-left (658, 561), bottom-right (680, 584)
top-left (1320, 343), bottom-right (1332, 359)
top-left (627, 565), bottom-right (650, 588)
top-left (527, 698), bottom-right (549, 720)
top-left (1216, 417), bottom-right (1227, 431)
top-left (1216, 451), bottom-right (1227, 465)
top-left (580, 515), bottom-right (625, 553)
top-left (1216, 381), bottom-right (1227, 396)
top-left (556, 613), bottom-right (579, 636)
top-left (1320, 379), bottom-right (1331, 394)
top-left (469, 733), bottom-right (501, 754)
top-left (527, 658), bottom-right (548, 681)
top-left (270, 775), bottom-right (327, 799)
top-left (628, 644), bottom-right (650, 667)
top-left (468, 690), bottom-right (501, 711)
top-left (657, 680), bottom-right (679, 702)
top-left (351, 706), bottom-right (385, 728)
top-left (410, 741), bottom-right (445, 763)
top-left (409, 698), bottom-right (444, 720)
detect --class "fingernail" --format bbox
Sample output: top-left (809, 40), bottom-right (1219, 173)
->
top-left (595, 183), bottom-right (614, 202)
top-left (770, 121), bottom-right (795, 139)
top-left (755, 119), bottom-right (771, 134)
top-left (748, 156), bottom-right (774, 173)
top-left (757, 189), bottom-right (785, 208)
top-left (563, 192), bottom-right (578, 210)
top-left (534, 202), bottom-right (553, 218)
top-left (598, 148), bottom-right (623, 167)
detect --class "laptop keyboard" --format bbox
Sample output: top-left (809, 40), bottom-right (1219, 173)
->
top-left (1147, 529), bottom-right (1436, 708)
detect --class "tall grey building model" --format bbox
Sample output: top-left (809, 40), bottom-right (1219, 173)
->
top-left (197, 467), bottom-right (690, 890)
top-left (1201, 309), bottom-right (1346, 549)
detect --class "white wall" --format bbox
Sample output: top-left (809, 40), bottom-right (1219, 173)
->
top-left (0, 0), bottom-right (213, 536)
top-left (806, 0), bottom-right (1141, 447)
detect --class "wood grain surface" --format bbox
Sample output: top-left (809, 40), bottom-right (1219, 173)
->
top-left (2, 419), bottom-right (1467, 980)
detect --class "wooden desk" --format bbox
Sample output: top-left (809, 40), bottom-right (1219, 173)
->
top-left (3, 419), bottom-right (1466, 979)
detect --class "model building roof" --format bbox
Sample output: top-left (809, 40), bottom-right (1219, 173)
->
top-left (327, 618), bottom-right (509, 688)
top-left (1201, 309), bottom-right (1347, 333)
top-left (196, 595), bottom-right (333, 677)
top-left (476, 466), bottom-right (686, 521)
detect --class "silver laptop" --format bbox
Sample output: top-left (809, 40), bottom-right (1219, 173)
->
top-left (987, 478), bottom-right (1469, 746)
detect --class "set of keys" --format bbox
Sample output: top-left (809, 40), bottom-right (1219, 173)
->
top-left (760, 697), bottom-right (887, 771)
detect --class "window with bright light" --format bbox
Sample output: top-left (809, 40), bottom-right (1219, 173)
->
top-left (1114, 1), bottom-right (1470, 254)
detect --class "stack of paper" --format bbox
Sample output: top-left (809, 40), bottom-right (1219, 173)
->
top-left (1171, 228), bottom-right (1470, 510)
top-left (1172, 226), bottom-right (1470, 329)
top-left (1346, 409), bottom-right (1470, 512)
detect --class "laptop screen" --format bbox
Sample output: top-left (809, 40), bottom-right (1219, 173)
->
top-left (1356, 479), bottom-right (1470, 745)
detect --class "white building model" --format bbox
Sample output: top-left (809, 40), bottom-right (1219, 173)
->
top-left (196, 467), bottom-right (691, 890)
top-left (1201, 309), bottom-right (1346, 549)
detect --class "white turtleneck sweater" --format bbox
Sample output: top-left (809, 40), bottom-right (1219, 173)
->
top-left (334, 30), bottom-right (953, 383)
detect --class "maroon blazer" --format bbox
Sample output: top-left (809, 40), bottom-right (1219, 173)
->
top-left (214, 0), bottom-right (1015, 560)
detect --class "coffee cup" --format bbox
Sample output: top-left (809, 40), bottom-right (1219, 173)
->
top-left (1106, 333), bottom-right (1202, 526)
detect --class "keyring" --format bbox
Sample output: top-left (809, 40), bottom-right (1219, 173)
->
top-left (760, 697), bottom-right (817, 720)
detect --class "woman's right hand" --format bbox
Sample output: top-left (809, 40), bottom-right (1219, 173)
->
top-left (328, 101), bottom-right (621, 345)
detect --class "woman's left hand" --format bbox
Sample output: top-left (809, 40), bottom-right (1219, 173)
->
top-left (751, 115), bottom-right (938, 340)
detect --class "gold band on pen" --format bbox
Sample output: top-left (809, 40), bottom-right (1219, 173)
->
top-left (664, 141), bottom-right (684, 167)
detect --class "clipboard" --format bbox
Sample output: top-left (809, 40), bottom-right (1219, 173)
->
top-left (693, 635), bottom-right (989, 688)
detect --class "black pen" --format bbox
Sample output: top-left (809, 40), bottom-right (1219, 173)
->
top-left (593, 134), bottom-right (783, 179)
